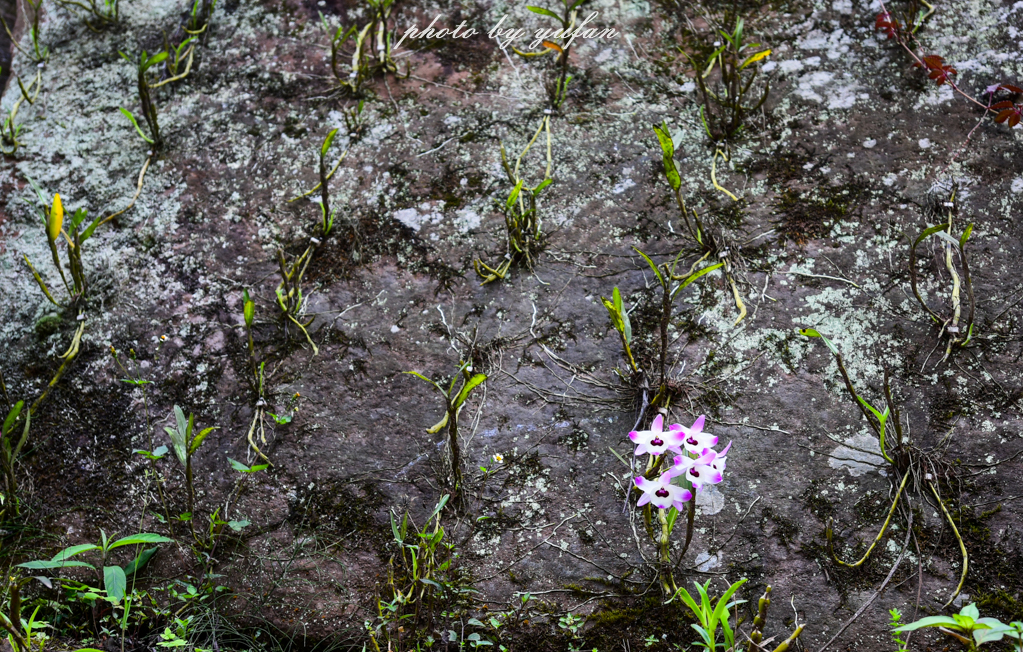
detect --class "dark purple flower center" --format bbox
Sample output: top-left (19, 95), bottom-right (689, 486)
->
top-left (655, 488), bottom-right (670, 498)
top-left (689, 468), bottom-right (700, 477)
top-left (687, 436), bottom-right (698, 446)
top-left (651, 437), bottom-right (664, 447)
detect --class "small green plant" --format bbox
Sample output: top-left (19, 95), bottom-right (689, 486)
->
top-left (406, 364), bottom-right (486, 502)
top-left (684, 15), bottom-right (770, 142)
top-left (0, 66), bottom-right (41, 156)
top-left (652, 122), bottom-right (747, 324)
top-left (23, 192), bottom-right (104, 307)
top-left (514, 0), bottom-right (588, 109)
top-left (475, 117), bottom-right (553, 283)
top-left (322, 0), bottom-right (408, 96)
top-left (54, 0), bottom-right (119, 31)
top-left (800, 328), bottom-right (969, 607)
top-left (1, 0), bottom-right (48, 62)
top-left (163, 405), bottom-right (215, 541)
top-left (672, 578), bottom-right (747, 651)
top-left (558, 612), bottom-right (585, 648)
top-left (894, 603), bottom-right (1023, 651)
top-left (368, 495), bottom-right (454, 650)
top-left (19, 531), bottom-right (173, 605)
top-left (668, 581), bottom-right (804, 651)
top-left (185, 0), bottom-right (217, 36)
top-left (275, 248), bottom-right (318, 355)
top-left (630, 247), bottom-right (723, 407)
top-left (908, 186), bottom-right (975, 362)
top-left (888, 609), bottom-right (909, 652)
top-left (119, 50), bottom-right (168, 148)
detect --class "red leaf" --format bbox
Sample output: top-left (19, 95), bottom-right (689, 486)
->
top-left (1002, 84), bottom-right (1023, 94)
top-left (922, 55), bottom-right (944, 69)
top-left (1011, 114), bottom-right (1021, 127)
top-left (991, 100), bottom-right (1015, 110)
top-left (995, 109), bottom-right (1012, 123)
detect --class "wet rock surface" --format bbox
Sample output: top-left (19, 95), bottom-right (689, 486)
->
top-left (1, 0), bottom-right (1023, 649)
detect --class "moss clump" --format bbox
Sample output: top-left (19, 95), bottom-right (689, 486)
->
top-left (34, 313), bottom-right (62, 339)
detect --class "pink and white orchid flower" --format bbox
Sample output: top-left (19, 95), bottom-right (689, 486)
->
top-left (629, 414), bottom-right (685, 457)
top-left (679, 415), bottom-right (718, 455)
top-left (670, 442), bottom-right (731, 491)
top-left (635, 472), bottom-right (693, 511)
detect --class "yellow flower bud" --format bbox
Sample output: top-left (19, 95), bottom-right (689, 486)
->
top-left (47, 194), bottom-right (64, 243)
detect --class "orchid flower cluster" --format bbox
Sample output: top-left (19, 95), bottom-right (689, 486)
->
top-left (628, 414), bottom-right (731, 593)
top-left (632, 414), bottom-right (730, 511)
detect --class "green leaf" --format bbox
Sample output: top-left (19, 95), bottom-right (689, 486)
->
top-left (228, 457), bottom-right (267, 473)
top-left (612, 286), bottom-right (623, 316)
top-left (104, 565), bottom-right (127, 602)
top-left (243, 289), bottom-right (254, 327)
top-left (532, 178), bottom-right (553, 196)
top-left (914, 223), bottom-right (951, 247)
top-left (17, 559), bottom-right (94, 570)
top-left (119, 107), bottom-right (154, 144)
top-left (454, 373), bottom-right (486, 408)
top-left (404, 371), bottom-right (446, 396)
top-left (506, 180), bottom-right (524, 210)
top-left (960, 223), bottom-right (974, 248)
top-left (799, 328), bottom-right (840, 356)
top-left (53, 544), bottom-right (102, 561)
top-left (671, 262), bottom-right (724, 299)
top-left (189, 426), bottom-right (215, 455)
top-left (227, 520), bottom-right (250, 531)
top-left (321, 128), bottom-right (339, 157)
top-left (123, 547), bottom-right (158, 577)
top-left (526, 5), bottom-right (561, 21)
top-left (108, 533), bottom-right (174, 550)
top-left (428, 494), bottom-right (450, 523)
top-left (894, 615), bottom-right (960, 632)
top-left (632, 247), bottom-right (665, 287)
top-left (3, 400), bottom-right (23, 436)
top-left (652, 122), bottom-right (681, 192)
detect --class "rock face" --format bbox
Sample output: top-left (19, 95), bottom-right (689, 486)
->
top-left (2, 0), bottom-right (1023, 649)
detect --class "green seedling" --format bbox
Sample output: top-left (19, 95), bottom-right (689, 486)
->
top-left (601, 286), bottom-right (638, 374)
top-left (119, 50), bottom-right (168, 148)
top-left (672, 578), bottom-right (747, 651)
top-left (652, 122), bottom-right (746, 324)
top-left (684, 15), bottom-right (770, 142)
top-left (406, 364), bottom-right (486, 502)
top-left (908, 188), bottom-right (975, 362)
top-left (889, 609), bottom-right (910, 652)
top-left (164, 405), bottom-right (215, 541)
top-left (54, 0), bottom-right (119, 31)
top-left (322, 0), bottom-right (407, 96)
top-left (289, 102), bottom-right (362, 206)
top-left (275, 248), bottom-right (318, 355)
top-left (160, 33), bottom-right (196, 83)
top-left (475, 117), bottom-right (553, 283)
top-left (114, 344), bottom-right (175, 531)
